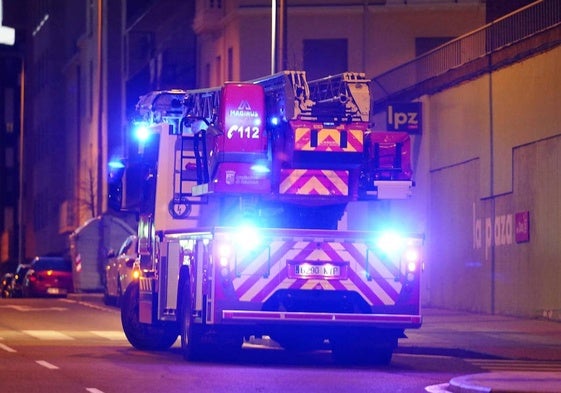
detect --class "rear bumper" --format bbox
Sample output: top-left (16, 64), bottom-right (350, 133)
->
top-left (222, 310), bottom-right (422, 329)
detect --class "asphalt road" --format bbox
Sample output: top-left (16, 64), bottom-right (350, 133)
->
top-left (1, 295), bottom-right (561, 393)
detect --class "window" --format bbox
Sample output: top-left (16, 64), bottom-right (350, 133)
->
top-left (415, 37), bottom-right (454, 57)
top-left (227, 47), bottom-right (233, 81)
top-left (215, 56), bottom-right (222, 85)
top-left (303, 39), bottom-right (348, 80)
top-left (204, 63), bottom-right (211, 87)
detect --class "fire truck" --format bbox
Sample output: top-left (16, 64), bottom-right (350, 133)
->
top-left (108, 71), bottom-right (423, 364)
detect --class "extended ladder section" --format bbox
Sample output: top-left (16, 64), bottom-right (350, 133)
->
top-left (307, 72), bottom-right (371, 123)
top-left (134, 72), bottom-right (415, 204)
top-left (135, 90), bottom-right (186, 131)
top-left (252, 70), bottom-right (314, 122)
top-left (135, 89), bottom-right (210, 207)
top-left (182, 87), bottom-right (221, 124)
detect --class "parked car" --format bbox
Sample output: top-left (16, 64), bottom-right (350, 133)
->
top-left (2, 263), bottom-right (32, 298)
top-left (104, 235), bottom-right (139, 306)
top-left (22, 257), bottom-right (74, 297)
top-left (1, 273), bottom-right (14, 298)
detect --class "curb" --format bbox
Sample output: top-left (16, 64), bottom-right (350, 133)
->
top-left (447, 372), bottom-right (561, 393)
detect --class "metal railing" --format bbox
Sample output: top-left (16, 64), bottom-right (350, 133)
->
top-left (371, 0), bottom-right (561, 106)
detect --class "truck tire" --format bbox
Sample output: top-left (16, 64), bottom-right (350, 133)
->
top-left (121, 280), bottom-right (178, 351)
top-left (115, 276), bottom-right (123, 307)
top-left (178, 268), bottom-right (204, 360)
top-left (177, 266), bottom-right (242, 361)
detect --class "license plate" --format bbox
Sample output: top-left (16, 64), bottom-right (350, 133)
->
top-left (288, 261), bottom-right (348, 280)
top-left (47, 288), bottom-right (64, 294)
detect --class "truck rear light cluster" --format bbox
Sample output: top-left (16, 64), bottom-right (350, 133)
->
top-left (372, 231), bottom-right (422, 282)
top-left (404, 247), bottom-right (421, 282)
top-left (217, 225), bottom-right (265, 278)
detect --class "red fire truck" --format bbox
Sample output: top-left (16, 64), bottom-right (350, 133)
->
top-left (108, 71), bottom-right (423, 364)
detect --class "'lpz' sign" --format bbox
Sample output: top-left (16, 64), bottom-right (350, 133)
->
top-left (387, 103), bottom-right (422, 134)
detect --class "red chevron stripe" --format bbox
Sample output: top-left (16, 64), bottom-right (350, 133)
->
top-left (343, 242), bottom-right (400, 301)
top-left (248, 241), bottom-right (323, 302)
top-left (347, 131), bottom-right (363, 152)
top-left (233, 241), bottom-right (295, 299)
top-left (232, 237), bottom-right (403, 306)
top-left (280, 170), bottom-right (348, 195)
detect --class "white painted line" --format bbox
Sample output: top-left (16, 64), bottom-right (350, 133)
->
top-left (60, 298), bottom-right (118, 313)
top-left (90, 331), bottom-right (126, 340)
top-left (425, 383), bottom-right (451, 392)
top-left (0, 343), bottom-right (16, 352)
top-left (0, 305), bottom-right (67, 312)
top-left (23, 330), bottom-right (74, 340)
top-left (36, 360), bottom-right (59, 370)
top-left (86, 389), bottom-right (105, 393)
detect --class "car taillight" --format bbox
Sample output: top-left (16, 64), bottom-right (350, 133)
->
top-left (28, 274), bottom-right (37, 282)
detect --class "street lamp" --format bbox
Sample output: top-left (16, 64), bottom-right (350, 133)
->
top-left (0, 0), bottom-right (15, 46)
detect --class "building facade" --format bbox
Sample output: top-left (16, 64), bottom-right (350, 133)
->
top-left (194, 0), bottom-right (486, 86)
top-left (6, 0), bottom-right (558, 319)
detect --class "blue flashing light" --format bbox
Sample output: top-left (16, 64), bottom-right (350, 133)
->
top-left (108, 159), bottom-right (126, 182)
top-left (134, 122), bottom-right (150, 142)
top-left (234, 224), bottom-right (262, 252)
top-left (108, 160), bottom-right (125, 170)
top-left (375, 231), bottom-right (404, 254)
top-left (251, 163), bottom-right (270, 174)
top-left (270, 116), bottom-right (280, 126)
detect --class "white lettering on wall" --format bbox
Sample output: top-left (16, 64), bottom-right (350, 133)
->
top-left (472, 202), bottom-right (514, 260)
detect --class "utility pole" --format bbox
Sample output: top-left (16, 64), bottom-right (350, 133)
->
top-left (279, 0), bottom-right (286, 71)
top-left (96, 0), bottom-right (104, 216)
top-left (271, 0), bottom-right (287, 73)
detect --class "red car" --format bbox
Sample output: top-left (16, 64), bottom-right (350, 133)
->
top-left (22, 256), bottom-right (74, 297)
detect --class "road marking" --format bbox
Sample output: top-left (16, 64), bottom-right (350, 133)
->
top-left (36, 360), bottom-right (59, 370)
top-left (0, 342), bottom-right (16, 352)
top-left (90, 331), bottom-right (126, 340)
top-left (0, 305), bottom-right (67, 312)
top-left (86, 389), bottom-right (105, 393)
top-left (425, 383), bottom-right (450, 392)
top-left (60, 298), bottom-right (118, 313)
top-left (23, 330), bottom-right (74, 340)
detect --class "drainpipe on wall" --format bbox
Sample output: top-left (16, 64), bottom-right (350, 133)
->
top-left (488, 48), bottom-right (496, 315)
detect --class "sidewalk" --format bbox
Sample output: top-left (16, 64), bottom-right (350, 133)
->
top-left (413, 308), bottom-right (561, 393)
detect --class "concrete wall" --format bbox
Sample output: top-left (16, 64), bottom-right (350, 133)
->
top-left (421, 45), bottom-right (561, 318)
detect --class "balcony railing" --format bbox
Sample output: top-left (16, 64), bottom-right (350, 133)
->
top-left (371, 0), bottom-right (561, 109)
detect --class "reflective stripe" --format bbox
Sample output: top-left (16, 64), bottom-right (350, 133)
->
top-left (222, 310), bottom-right (422, 326)
top-left (294, 128), bottom-right (363, 152)
top-left (231, 239), bottom-right (403, 306)
top-left (279, 169), bottom-right (349, 196)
